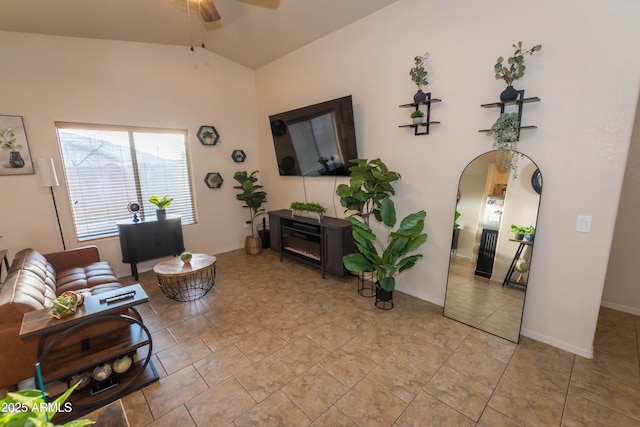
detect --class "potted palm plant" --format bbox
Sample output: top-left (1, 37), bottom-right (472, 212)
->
top-left (233, 171), bottom-right (267, 255)
top-left (343, 197), bottom-right (427, 309)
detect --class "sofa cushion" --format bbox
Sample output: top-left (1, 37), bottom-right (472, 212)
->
top-left (0, 269), bottom-right (58, 324)
top-left (55, 262), bottom-right (121, 295)
top-left (8, 248), bottom-right (56, 296)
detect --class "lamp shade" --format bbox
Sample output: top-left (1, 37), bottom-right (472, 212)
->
top-left (38, 158), bottom-right (60, 187)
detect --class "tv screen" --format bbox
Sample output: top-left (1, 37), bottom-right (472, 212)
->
top-left (269, 95), bottom-right (358, 177)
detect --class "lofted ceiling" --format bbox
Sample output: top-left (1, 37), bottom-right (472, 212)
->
top-left (0, 0), bottom-right (400, 69)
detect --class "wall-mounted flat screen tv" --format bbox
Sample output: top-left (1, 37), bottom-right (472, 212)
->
top-left (269, 95), bottom-right (358, 177)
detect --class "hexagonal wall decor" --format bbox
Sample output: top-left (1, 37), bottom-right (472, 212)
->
top-left (198, 125), bottom-right (220, 146)
top-left (204, 172), bottom-right (223, 189)
top-left (232, 149), bottom-right (246, 163)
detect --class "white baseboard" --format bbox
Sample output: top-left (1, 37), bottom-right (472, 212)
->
top-left (600, 300), bottom-right (640, 316)
top-left (520, 328), bottom-right (594, 359)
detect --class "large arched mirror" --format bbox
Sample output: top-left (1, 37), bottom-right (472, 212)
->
top-left (444, 150), bottom-right (542, 343)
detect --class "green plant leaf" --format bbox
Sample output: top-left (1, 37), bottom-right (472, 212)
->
top-left (343, 253), bottom-right (372, 273)
top-left (380, 198), bottom-right (396, 228)
top-left (378, 277), bottom-right (395, 292)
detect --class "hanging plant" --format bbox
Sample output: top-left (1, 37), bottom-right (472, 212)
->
top-left (489, 112), bottom-right (522, 178)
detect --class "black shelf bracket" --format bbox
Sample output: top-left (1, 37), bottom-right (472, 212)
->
top-left (399, 93), bottom-right (441, 136)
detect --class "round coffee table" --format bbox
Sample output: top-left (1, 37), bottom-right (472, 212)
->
top-left (153, 254), bottom-right (216, 302)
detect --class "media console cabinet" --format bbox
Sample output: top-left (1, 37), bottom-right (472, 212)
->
top-left (268, 209), bottom-right (357, 278)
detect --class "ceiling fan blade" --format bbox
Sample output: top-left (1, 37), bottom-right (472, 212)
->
top-left (199, 0), bottom-right (221, 22)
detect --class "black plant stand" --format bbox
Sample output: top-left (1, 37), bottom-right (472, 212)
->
top-left (358, 271), bottom-right (375, 297)
top-left (375, 285), bottom-right (394, 310)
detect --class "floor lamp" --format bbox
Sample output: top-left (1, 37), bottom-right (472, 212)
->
top-left (38, 158), bottom-right (66, 250)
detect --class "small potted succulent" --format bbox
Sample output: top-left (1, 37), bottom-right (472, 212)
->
top-left (409, 52), bottom-right (429, 103)
top-left (494, 41), bottom-right (542, 101)
top-left (201, 130), bottom-right (215, 144)
top-left (510, 224), bottom-right (526, 240)
top-left (523, 225), bottom-right (536, 242)
top-left (180, 251), bottom-right (193, 264)
top-left (410, 110), bottom-right (425, 124)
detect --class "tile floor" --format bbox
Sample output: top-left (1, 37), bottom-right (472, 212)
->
top-left (6, 249), bottom-right (640, 426)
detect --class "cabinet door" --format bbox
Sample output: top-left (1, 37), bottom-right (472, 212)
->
top-left (269, 214), bottom-right (281, 252)
top-left (118, 222), bottom-right (157, 263)
top-left (155, 218), bottom-right (185, 257)
top-left (324, 227), bottom-right (356, 276)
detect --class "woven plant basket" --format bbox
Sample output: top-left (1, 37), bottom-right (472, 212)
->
top-left (245, 236), bottom-right (263, 255)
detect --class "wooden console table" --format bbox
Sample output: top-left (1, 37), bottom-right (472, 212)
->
top-left (20, 284), bottom-right (158, 423)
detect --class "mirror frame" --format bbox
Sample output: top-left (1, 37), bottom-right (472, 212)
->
top-left (444, 150), bottom-right (542, 343)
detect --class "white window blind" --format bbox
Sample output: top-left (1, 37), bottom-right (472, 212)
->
top-left (56, 123), bottom-right (195, 241)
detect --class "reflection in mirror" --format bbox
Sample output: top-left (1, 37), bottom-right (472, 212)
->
top-left (444, 150), bottom-right (541, 343)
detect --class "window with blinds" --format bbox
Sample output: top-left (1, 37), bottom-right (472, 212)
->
top-left (55, 123), bottom-right (195, 241)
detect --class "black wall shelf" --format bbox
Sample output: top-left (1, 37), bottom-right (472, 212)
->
top-left (479, 94), bottom-right (540, 135)
top-left (399, 95), bottom-right (441, 135)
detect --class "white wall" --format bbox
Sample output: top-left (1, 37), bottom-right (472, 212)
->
top-left (0, 31), bottom-right (259, 277)
top-left (603, 89), bottom-right (640, 314)
top-left (255, 0), bottom-right (640, 357)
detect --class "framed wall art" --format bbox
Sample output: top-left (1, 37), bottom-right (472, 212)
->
top-left (0, 115), bottom-right (34, 175)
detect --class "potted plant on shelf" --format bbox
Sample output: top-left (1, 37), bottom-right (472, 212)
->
top-left (343, 197), bottom-right (428, 309)
top-left (510, 224), bottom-right (526, 240)
top-left (233, 170), bottom-right (267, 255)
top-left (410, 52), bottom-right (429, 103)
top-left (489, 112), bottom-right (522, 178)
top-left (201, 130), bottom-right (215, 144)
top-left (148, 195), bottom-right (173, 220)
top-left (523, 225), bottom-right (536, 242)
top-left (494, 41), bottom-right (542, 101)
top-left (410, 110), bottom-right (425, 124)
top-left (290, 201), bottom-right (327, 223)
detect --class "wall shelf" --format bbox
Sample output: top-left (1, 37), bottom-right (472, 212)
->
top-left (480, 92), bottom-right (540, 136)
top-left (399, 95), bottom-right (441, 135)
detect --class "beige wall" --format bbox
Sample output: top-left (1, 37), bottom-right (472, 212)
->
top-left (603, 88), bottom-right (640, 313)
top-left (255, 0), bottom-right (640, 357)
top-left (0, 31), bottom-right (259, 277)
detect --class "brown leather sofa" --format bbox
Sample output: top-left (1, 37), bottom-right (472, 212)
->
top-left (0, 246), bottom-right (124, 389)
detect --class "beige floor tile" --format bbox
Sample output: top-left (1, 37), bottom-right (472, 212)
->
top-left (512, 336), bottom-right (574, 376)
top-left (488, 377), bottom-right (564, 426)
top-left (319, 344), bottom-right (378, 388)
top-left (193, 344), bottom-right (252, 387)
top-left (335, 378), bottom-right (408, 427)
top-left (563, 391), bottom-right (640, 426)
top-left (235, 354), bottom-right (297, 402)
top-left (477, 407), bottom-right (524, 426)
top-left (121, 390), bottom-right (153, 426)
top-left (142, 365), bottom-right (209, 419)
top-left (397, 391), bottom-right (475, 427)
top-left (155, 335), bottom-right (212, 374)
top-left (185, 377), bottom-right (256, 426)
top-left (367, 353), bottom-right (432, 403)
top-left (347, 325), bottom-right (405, 363)
top-left (199, 321), bottom-right (250, 353)
top-left (282, 365), bottom-right (349, 420)
top-left (275, 335), bottom-right (329, 374)
top-left (444, 345), bottom-right (507, 389)
top-left (145, 405), bottom-right (195, 427)
top-left (574, 349), bottom-right (640, 388)
top-left (166, 314), bottom-right (214, 343)
top-left (424, 365), bottom-right (493, 421)
top-left (234, 391), bottom-right (311, 427)
top-left (502, 355), bottom-right (572, 403)
top-left (310, 406), bottom-right (357, 426)
top-left (150, 328), bottom-right (178, 354)
top-left (569, 364), bottom-right (640, 421)
top-left (234, 328), bottom-right (288, 362)
top-left (458, 329), bottom-right (517, 364)
top-left (391, 340), bottom-right (450, 376)
top-left (306, 323), bottom-right (358, 352)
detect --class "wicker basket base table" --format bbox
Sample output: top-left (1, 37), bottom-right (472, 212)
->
top-left (153, 254), bottom-right (216, 302)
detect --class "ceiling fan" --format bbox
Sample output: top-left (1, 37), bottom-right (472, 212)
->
top-left (188, 0), bottom-right (221, 23)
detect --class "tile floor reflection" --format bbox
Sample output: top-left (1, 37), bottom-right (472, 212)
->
top-left (444, 256), bottom-right (525, 342)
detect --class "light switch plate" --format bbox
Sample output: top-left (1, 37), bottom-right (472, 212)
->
top-left (577, 215), bottom-right (592, 233)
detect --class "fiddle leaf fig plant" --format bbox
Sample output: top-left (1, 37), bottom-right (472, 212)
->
top-left (233, 171), bottom-right (267, 237)
top-left (336, 158), bottom-right (400, 227)
top-left (494, 41), bottom-right (542, 86)
top-left (343, 197), bottom-right (428, 292)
